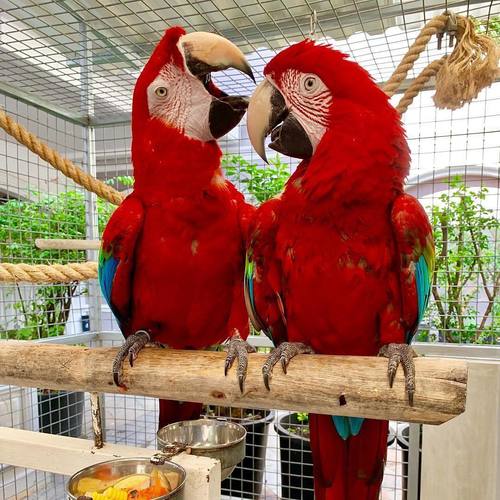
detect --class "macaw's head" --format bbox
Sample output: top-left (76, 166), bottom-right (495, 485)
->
top-left (247, 39), bottom-right (401, 163)
top-left (133, 26), bottom-right (254, 143)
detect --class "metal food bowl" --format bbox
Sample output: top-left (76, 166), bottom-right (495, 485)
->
top-left (66, 457), bottom-right (186, 499)
top-left (157, 418), bottom-right (246, 480)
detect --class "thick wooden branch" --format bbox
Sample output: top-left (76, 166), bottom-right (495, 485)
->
top-left (0, 341), bottom-right (467, 424)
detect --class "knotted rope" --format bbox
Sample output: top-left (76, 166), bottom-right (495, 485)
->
top-left (0, 12), bottom-right (497, 283)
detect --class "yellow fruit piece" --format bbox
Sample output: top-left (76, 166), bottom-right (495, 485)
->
top-left (86, 487), bottom-right (127, 500)
top-left (102, 486), bottom-right (128, 499)
top-left (76, 477), bottom-right (107, 495)
top-left (113, 473), bottom-right (150, 491)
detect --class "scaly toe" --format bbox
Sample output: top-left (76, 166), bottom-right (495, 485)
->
top-left (262, 342), bottom-right (313, 390)
top-left (224, 335), bottom-right (255, 393)
top-left (112, 330), bottom-right (150, 388)
top-left (379, 343), bottom-right (417, 404)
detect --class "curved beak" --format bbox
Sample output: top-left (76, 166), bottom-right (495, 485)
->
top-left (247, 79), bottom-right (312, 162)
top-left (246, 80), bottom-right (286, 163)
top-left (179, 31), bottom-right (254, 82)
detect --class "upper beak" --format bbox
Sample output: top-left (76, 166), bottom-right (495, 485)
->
top-left (247, 78), bottom-right (313, 162)
top-left (179, 31), bottom-right (255, 82)
top-left (246, 79), bottom-right (287, 163)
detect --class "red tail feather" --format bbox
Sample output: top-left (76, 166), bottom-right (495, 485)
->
top-left (309, 415), bottom-right (388, 500)
top-left (158, 399), bottom-right (203, 429)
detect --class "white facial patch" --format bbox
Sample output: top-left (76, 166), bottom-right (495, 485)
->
top-left (278, 70), bottom-right (333, 152)
top-left (147, 63), bottom-right (214, 142)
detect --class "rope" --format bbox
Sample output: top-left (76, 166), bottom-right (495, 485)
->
top-left (396, 57), bottom-right (448, 115)
top-left (383, 14), bottom-right (448, 97)
top-left (0, 109), bottom-right (124, 206)
top-left (0, 262), bottom-right (98, 283)
top-left (433, 16), bottom-right (499, 109)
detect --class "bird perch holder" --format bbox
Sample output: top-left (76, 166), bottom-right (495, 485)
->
top-left (0, 341), bottom-right (467, 425)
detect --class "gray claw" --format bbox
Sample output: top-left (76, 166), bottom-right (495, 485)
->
top-left (263, 372), bottom-right (271, 391)
top-left (112, 330), bottom-right (150, 388)
top-left (379, 343), bottom-right (417, 406)
top-left (262, 342), bottom-right (314, 390)
top-left (224, 332), bottom-right (256, 393)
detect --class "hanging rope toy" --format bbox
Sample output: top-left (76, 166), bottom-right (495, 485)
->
top-left (433, 14), bottom-right (499, 109)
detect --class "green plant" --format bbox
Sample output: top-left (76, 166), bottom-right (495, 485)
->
top-left (105, 175), bottom-right (134, 189)
top-left (473, 15), bottom-right (500, 42)
top-left (287, 412), bottom-right (310, 439)
top-left (420, 177), bottom-right (499, 344)
top-left (222, 153), bottom-right (290, 203)
top-left (0, 189), bottom-right (116, 340)
top-left (296, 412), bottom-right (309, 424)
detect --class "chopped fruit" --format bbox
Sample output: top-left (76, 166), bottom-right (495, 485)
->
top-left (87, 487), bottom-right (128, 500)
top-left (113, 474), bottom-right (150, 491)
top-left (94, 467), bottom-right (114, 481)
top-left (134, 485), bottom-right (168, 500)
top-left (77, 468), bottom-right (180, 500)
top-left (76, 478), bottom-right (109, 495)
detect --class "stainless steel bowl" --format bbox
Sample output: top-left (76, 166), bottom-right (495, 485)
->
top-left (66, 457), bottom-right (186, 499)
top-left (157, 418), bottom-right (246, 480)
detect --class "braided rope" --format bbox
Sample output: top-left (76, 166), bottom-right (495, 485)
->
top-left (396, 56), bottom-right (448, 115)
top-left (0, 262), bottom-right (98, 283)
top-left (383, 14), bottom-right (448, 97)
top-left (0, 109), bottom-right (124, 206)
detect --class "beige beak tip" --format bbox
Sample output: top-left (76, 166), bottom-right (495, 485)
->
top-left (257, 147), bottom-right (268, 164)
top-left (245, 64), bottom-right (256, 83)
top-left (247, 79), bottom-right (275, 165)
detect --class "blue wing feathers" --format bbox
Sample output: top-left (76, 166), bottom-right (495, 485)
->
top-left (407, 253), bottom-right (432, 344)
top-left (416, 255), bottom-right (430, 321)
top-left (98, 253), bottom-right (119, 309)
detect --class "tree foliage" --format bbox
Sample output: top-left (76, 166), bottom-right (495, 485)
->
top-left (474, 15), bottom-right (500, 42)
top-left (421, 178), bottom-right (499, 344)
top-left (222, 154), bottom-right (290, 203)
top-left (0, 190), bottom-right (115, 339)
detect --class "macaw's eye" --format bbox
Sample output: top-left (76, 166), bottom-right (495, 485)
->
top-left (302, 75), bottom-right (320, 93)
top-left (155, 86), bottom-right (168, 97)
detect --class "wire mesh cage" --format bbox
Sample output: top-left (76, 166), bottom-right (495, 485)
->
top-left (0, 0), bottom-right (498, 499)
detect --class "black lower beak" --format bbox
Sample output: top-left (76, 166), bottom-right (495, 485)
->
top-left (209, 96), bottom-right (249, 139)
top-left (266, 87), bottom-right (313, 160)
top-left (269, 114), bottom-right (313, 160)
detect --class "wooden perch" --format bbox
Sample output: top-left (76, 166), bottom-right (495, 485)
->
top-left (0, 342), bottom-right (467, 425)
top-left (35, 238), bottom-right (100, 250)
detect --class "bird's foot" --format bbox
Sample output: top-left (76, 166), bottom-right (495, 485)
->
top-left (224, 331), bottom-right (256, 393)
top-left (262, 342), bottom-right (314, 391)
top-left (378, 343), bottom-right (417, 406)
top-left (112, 330), bottom-right (151, 388)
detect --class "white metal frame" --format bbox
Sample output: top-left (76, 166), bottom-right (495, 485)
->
top-left (0, 427), bottom-right (221, 500)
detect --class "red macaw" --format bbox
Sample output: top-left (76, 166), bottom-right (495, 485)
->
top-left (98, 27), bottom-right (255, 429)
top-left (245, 40), bottom-right (434, 499)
